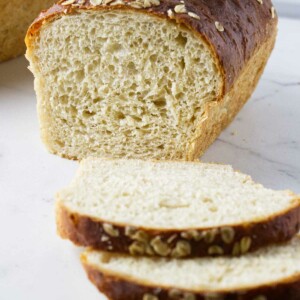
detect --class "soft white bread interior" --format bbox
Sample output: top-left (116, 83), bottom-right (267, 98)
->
top-left (26, 10), bottom-right (223, 160)
top-left (0, 0), bottom-right (55, 62)
top-left (56, 158), bottom-right (299, 229)
top-left (82, 234), bottom-right (300, 292)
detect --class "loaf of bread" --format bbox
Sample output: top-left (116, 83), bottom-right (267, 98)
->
top-left (56, 158), bottom-right (300, 258)
top-left (0, 0), bottom-right (55, 62)
top-left (26, 0), bottom-right (277, 160)
top-left (81, 235), bottom-right (300, 300)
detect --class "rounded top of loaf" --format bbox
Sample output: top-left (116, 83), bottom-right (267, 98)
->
top-left (26, 0), bottom-right (277, 93)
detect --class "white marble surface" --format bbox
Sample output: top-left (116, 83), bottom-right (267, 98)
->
top-left (0, 17), bottom-right (300, 300)
top-left (274, 1), bottom-right (300, 19)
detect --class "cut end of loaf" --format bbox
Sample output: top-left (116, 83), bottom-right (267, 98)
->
top-left (26, 9), bottom-right (222, 160)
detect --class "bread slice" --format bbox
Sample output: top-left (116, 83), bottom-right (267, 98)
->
top-left (0, 0), bottom-right (55, 62)
top-left (56, 158), bottom-right (300, 258)
top-left (81, 235), bottom-right (300, 300)
top-left (25, 0), bottom-right (277, 160)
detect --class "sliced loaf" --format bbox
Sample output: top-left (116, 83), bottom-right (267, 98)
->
top-left (81, 235), bottom-right (300, 300)
top-left (56, 158), bottom-right (300, 258)
top-left (25, 0), bottom-right (277, 160)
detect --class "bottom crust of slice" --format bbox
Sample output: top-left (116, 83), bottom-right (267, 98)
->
top-left (56, 201), bottom-right (300, 258)
top-left (82, 256), bottom-right (300, 300)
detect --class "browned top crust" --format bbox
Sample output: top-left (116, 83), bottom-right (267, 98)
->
top-left (26, 0), bottom-right (278, 93)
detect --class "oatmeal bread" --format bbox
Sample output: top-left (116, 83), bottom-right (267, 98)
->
top-left (26, 0), bottom-right (277, 160)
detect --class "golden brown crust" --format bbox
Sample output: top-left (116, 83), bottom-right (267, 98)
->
top-left (26, 0), bottom-right (277, 93)
top-left (188, 25), bottom-right (277, 160)
top-left (82, 257), bottom-right (300, 299)
top-left (56, 198), bottom-right (300, 258)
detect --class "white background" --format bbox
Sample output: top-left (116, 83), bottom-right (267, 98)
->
top-left (274, 0), bottom-right (300, 18)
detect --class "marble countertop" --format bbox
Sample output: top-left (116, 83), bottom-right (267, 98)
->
top-left (274, 1), bottom-right (300, 19)
top-left (0, 17), bottom-right (299, 300)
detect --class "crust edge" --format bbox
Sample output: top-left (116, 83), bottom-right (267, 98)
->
top-left (56, 196), bottom-right (300, 258)
top-left (81, 252), bottom-right (300, 299)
